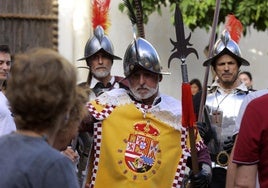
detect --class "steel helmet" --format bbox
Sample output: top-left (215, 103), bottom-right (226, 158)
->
top-left (78, 25), bottom-right (121, 63)
top-left (123, 37), bottom-right (169, 77)
top-left (203, 30), bottom-right (250, 67)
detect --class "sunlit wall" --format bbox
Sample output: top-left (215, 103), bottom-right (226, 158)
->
top-left (58, 0), bottom-right (268, 99)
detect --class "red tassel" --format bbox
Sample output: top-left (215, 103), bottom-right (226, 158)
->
top-left (181, 83), bottom-right (196, 128)
top-left (225, 14), bottom-right (243, 43)
top-left (92, 0), bottom-right (111, 33)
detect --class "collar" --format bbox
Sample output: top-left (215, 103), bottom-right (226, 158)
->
top-left (152, 94), bottom-right (162, 105)
top-left (209, 79), bottom-right (248, 94)
top-left (128, 91), bottom-right (162, 106)
top-left (90, 76), bottom-right (115, 89)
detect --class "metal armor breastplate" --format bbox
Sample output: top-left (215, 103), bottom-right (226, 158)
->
top-left (206, 89), bottom-right (246, 156)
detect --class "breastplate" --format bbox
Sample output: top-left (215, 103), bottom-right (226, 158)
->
top-left (206, 90), bottom-right (246, 155)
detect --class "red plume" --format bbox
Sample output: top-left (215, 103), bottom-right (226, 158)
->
top-left (225, 14), bottom-right (243, 43)
top-left (92, 0), bottom-right (111, 33)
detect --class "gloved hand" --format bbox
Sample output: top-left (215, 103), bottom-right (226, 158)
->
top-left (189, 163), bottom-right (212, 188)
top-left (197, 122), bottom-right (212, 145)
top-left (223, 136), bottom-right (235, 154)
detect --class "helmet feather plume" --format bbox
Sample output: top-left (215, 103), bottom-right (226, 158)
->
top-left (133, 0), bottom-right (144, 38)
top-left (225, 14), bottom-right (243, 43)
top-left (92, 0), bottom-right (111, 34)
top-left (123, 0), bottom-right (137, 26)
top-left (123, 0), bottom-right (144, 38)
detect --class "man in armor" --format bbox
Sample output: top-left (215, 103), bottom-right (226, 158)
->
top-left (76, 25), bottom-right (128, 185)
top-left (83, 37), bottom-right (212, 188)
top-left (197, 30), bottom-right (250, 188)
top-left (78, 25), bottom-right (128, 99)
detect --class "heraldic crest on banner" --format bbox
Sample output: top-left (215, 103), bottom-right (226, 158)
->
top-left (119, 120), bottom-right (161, 179)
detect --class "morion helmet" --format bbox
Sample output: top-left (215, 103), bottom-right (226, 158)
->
top-left (123, 37), bottom-right (169, 77)
top-left (203, 30), bottom-right (249, 67)
top-left (78, 26), bottom-right (121, 64)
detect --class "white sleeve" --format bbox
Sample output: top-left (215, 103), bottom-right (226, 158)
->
top-left (234, 89), bottom-right (268, 135)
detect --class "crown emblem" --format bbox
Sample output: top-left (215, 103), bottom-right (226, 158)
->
top-left (134, 121), bottom-right (159, 136)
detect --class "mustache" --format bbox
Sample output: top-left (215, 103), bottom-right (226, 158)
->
top-left (130, 83), bottom-right (158, 101)
top-left (135, 85), bottom-right (151, 90)
top-left (94, 66), bottom-right (107, 69)
top-left (221, 73), bottom-right (233, 76)
top-left (95, 65), bottom-right (106, 68)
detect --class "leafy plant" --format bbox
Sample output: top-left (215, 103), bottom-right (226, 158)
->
top-left (118, 0), bottom-right (268, 35)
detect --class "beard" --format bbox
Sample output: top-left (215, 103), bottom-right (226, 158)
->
top-left (129, 84), bottom-right (158, 101)
top-left (91, 68), bottom-right (110, 79)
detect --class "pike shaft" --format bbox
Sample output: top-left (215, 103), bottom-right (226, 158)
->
top-left (181, 63), bottom-right (189, 83)
top-left (198, 0), bottom-right (221, 122)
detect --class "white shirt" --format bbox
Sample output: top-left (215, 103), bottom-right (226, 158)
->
top-left (0, 91), bottom-right (16, 136)
top-left (90, 76), bottom-right (121, 100)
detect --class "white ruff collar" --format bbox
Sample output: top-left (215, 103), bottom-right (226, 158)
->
top-left (95, 89), bottom-right (182, 130)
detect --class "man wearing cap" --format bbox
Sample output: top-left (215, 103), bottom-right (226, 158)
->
top-left (197, 30), bottom-right (250, 188)
top-left (78, 26), bottom-right (128, 99)
top-left (82, 37), bottom-right (212, 188)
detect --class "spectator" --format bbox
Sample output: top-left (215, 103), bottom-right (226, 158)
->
top-left (53, 85), bottom-right (88, 151)
top-left (190, 78), bottom-right (202, 120)
top-left (0, 44), bottom-right (16, 136)
top-left (232, 92), bottom-right (268, 187)
top-left (53, 86), bottom-right (88, 151)
top-left (239, 71), bottom-right (256, 91)
top-left (190, 78), bottom-right (202, 96)
top-left (54, 86), bottom-right (88, 177)
top-left (226, 89), bottom-right (268, 187)
top-left (0, 48), bottom-right (79, 188)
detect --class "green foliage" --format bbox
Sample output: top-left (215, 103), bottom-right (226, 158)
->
top-left (118, 0), bottom-right (268, 35)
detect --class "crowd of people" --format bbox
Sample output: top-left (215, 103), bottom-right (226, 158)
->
top-left (0, 12), bottom-right (266, 188)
